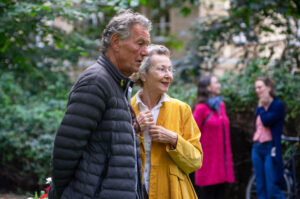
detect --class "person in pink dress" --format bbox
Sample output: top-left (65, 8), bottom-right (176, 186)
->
top-left (193, 75), bottom-right (235, 199)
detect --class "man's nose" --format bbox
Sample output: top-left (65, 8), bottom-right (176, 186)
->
top-left (141, 46), bottom-right (149, 56)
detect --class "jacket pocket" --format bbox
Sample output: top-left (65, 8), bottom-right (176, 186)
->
top-left (169, 166), bottom-right (197, 199)
top-left (94, 153), bottom-right (111, 197)
top-left (169, 166), bottom-right (185, 180)
top-left (169, 166), bottom-right (185, 199)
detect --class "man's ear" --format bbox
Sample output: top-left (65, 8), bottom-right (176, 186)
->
top-left (110, 33), bottom-right (121, 51)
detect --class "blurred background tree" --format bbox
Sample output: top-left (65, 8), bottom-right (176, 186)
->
top-left (180, 0), bottom-right (300, 78)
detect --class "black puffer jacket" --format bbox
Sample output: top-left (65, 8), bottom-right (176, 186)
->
top-left (49, 54), bottom-right (144, 199)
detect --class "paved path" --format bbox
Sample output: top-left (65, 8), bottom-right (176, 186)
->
top-left (0, 193), bottom-right (27, 199)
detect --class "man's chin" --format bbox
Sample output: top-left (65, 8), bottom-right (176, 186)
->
top-left (133, 66), bottom-right (140, 72)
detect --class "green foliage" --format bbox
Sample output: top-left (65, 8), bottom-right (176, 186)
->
top-left (167, 79), bottom-right (196, 106)
top-left (170, 59), bottom-right (300, 134)
top-left (179, 0), bottom-right (300, 82)
top-left (0, 0), bottom-right (145, 76)
top-left (0, 72), bottom-right (68, 186)
top-left (219, 60), bottom-right (300, 136)
top-left (219, 60), bottom-right (300, 123)
top-left (165, 35), bottom-right (184, 51)
top-left (174, 0), bottom-right (300, 136)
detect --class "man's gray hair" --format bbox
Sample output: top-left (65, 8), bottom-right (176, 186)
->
top-left (100, 9), bottom-right (152, 53)
top-left (131, 44), bottom-right (171, 87)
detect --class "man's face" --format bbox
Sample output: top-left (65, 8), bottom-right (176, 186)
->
top-left (116, 24), bottom-right (150, 77)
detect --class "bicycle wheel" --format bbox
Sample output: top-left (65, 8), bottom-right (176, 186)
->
top-left (245, 174), bottom-right (292, 199)
top-left (246, 175), bottom-right (256, 199)
top-left (282, 171), bottom-right (293, 199)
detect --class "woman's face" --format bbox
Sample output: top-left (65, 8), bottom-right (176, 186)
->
top-left (255, 80), bottom-right (271, 99)
top-left (142, 54), bottom-right (173, 95)
top-left (207, 76), bottom-right (221, 96)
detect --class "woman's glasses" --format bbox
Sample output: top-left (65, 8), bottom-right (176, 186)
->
top-left (153, 66), bottom-right (175, 74)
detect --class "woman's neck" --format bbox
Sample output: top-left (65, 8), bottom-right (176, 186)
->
top-left (140, 89), bottom-right (161, 110)
top-left (265, 96), bottom-right (274, 110)
top-left (209, 93), bottom-right (218, 98)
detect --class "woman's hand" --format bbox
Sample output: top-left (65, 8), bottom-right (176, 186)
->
top-left (258, 92), bottom-right (273, 109)
top-left (149, 125), bottom-right (178, 147)
top-left (137, 110), bottom-right (154, 132)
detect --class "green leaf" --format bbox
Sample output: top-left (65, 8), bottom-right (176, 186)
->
top-left (0, 41), bottom-right (10, 53)
top-left (80, 52), bottom-right (88, 56)
top-left (29, 12), bottom-right (36, 17)
top-left (55, 42), bottom-right (65, 49)
top-left (40, 5), bottom-right (52, 11)
top-left (180, 7), bottom-right (191, 16)
top-left (139, 0), bottom-right (147, 5)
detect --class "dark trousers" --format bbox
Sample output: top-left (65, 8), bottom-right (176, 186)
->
top-left (189, 172), bottom-right (227, 199)
top-left (199, 183), bottom-right (226, 199)
top-left (189, 172), bottom-right (201, 197)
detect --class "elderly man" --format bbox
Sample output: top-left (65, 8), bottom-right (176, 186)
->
top-left (49, 10), bottom-right (151, 199)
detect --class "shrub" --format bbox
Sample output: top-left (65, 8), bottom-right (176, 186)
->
top-left (0, 72), bottom-right (68, 191)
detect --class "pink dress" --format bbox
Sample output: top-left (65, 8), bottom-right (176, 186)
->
top-left (193, 102), bottom-right (235, 186)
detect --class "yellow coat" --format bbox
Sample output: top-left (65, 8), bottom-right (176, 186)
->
top-left (131, 94), bottom-right (203, 199)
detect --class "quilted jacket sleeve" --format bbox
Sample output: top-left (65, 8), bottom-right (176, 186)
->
top-left (167, 104), bottom-right (203, 174)
top-left (49, 83), bottom-right (106, 199)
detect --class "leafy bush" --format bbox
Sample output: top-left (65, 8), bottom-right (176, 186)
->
top-left (171, 59), bottom-right (300, 135)
top-left (167, 79), bottom-right (197, 106)
top-left (220, 60), bottom-right (300, 133)
top-left (0, 72), bottom-right (69, 191)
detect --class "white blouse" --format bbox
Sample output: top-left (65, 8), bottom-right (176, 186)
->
top-left (135, 90), bottom-right (169, 193)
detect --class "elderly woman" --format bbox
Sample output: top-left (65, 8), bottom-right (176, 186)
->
top-left (130, 44), bottom-right (203, 199)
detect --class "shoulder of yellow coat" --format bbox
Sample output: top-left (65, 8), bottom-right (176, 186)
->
top-left (131, 93), bottom-right (191, 112)
top-left (166, 95), bottom-right (191, 110)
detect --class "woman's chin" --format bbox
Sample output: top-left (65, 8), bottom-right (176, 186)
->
top-left (163, 89), bottom-right (169, 94)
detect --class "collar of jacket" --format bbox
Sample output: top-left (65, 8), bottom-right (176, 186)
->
top-left (97, 54), bottom-right (133, 90)
top-left (131, 93), bottom-right (171, 140)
